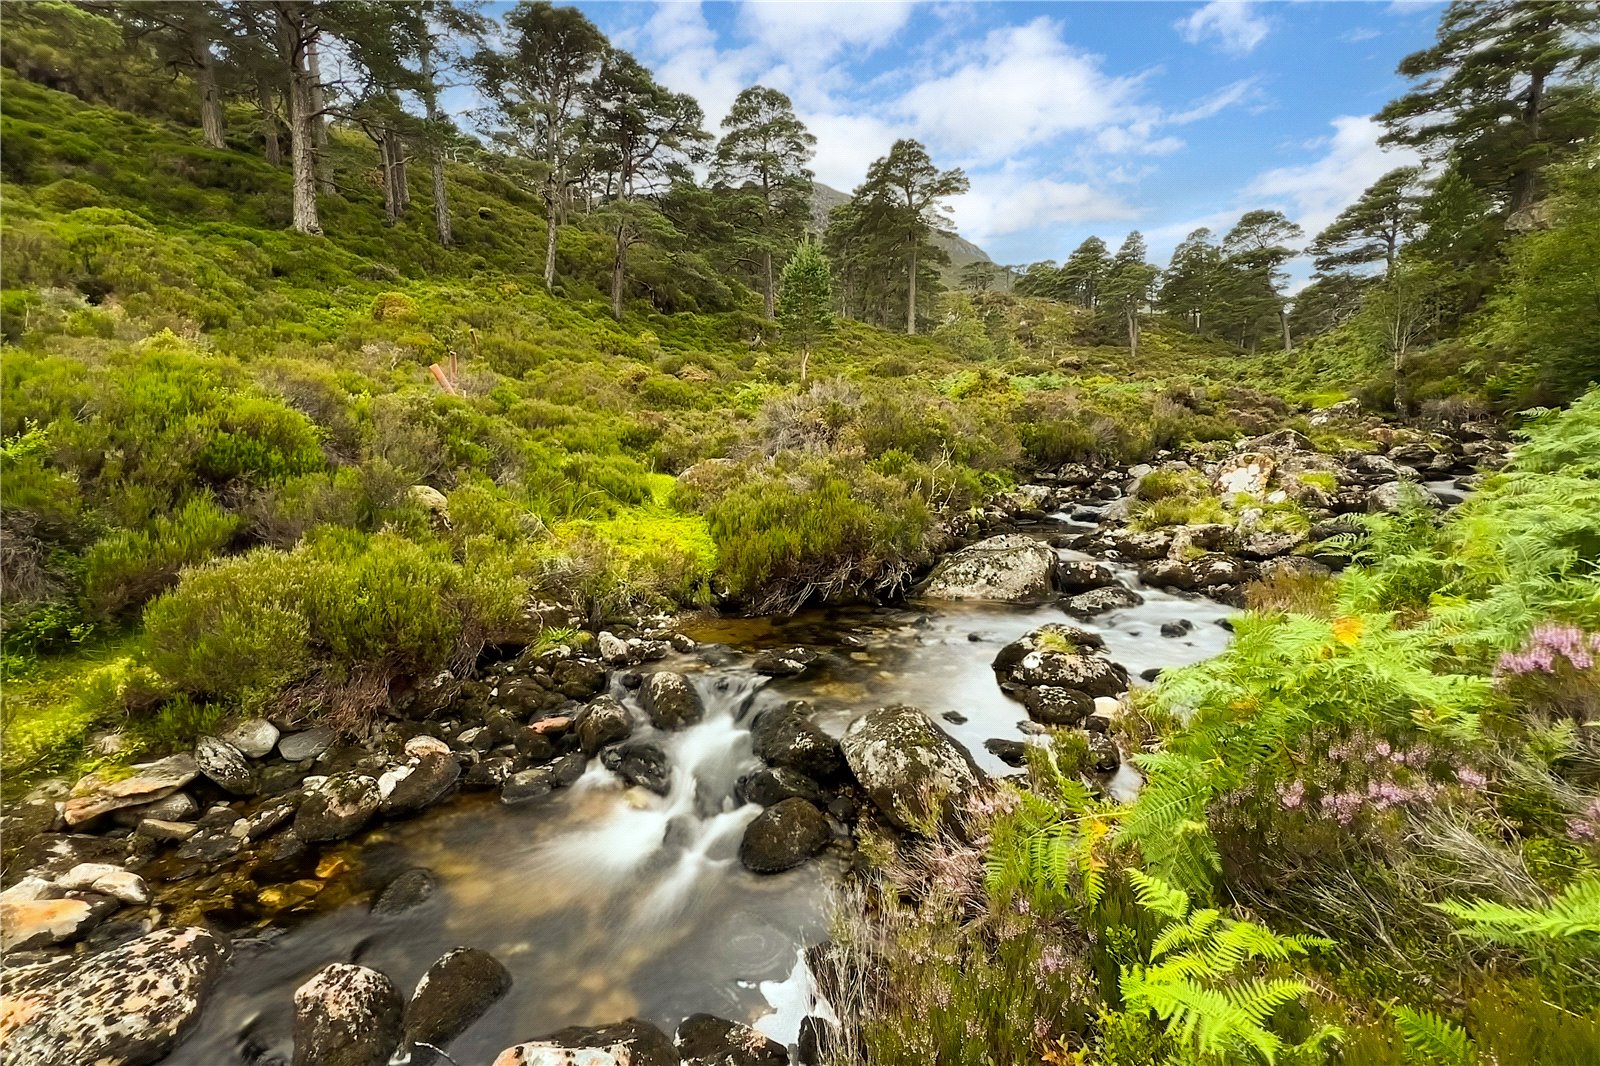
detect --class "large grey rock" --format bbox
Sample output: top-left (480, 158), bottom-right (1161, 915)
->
top-left (279, 727), bottom-right (335, 763)
top-left (1109, 530), bottom-right (1172, 561)
top-left (1063, 584), bottom-right (1144, 618)
top-left (64, 754), bottom-right (198, 827)
top-left (293, 773), bottom-right (380, 843)
top-left (221, 718), bottom-right (281, 759)
top-left (492, 1019), bottom-right (679, 1066)
top-left (641, 671), bottom-right (705, 730)
top-left (403, 948), bottom-right (513, 1066)
top-left (575, 695), bottom-right (633, 755)
top-left (739, 798), bottom-right (830, 874)
top-left (56, 862), bottom-right (149, 905)
top-left (378, 749), bottom-right (460, 817)
top-left (840, 706), bottom-right (984, 834)
top-left (0, 927), bottom-right (228, 1065)
top-left (195, 736), bottom-right (256, 795)
top-left (1056, 559), bottom-right (1116, 593)
top-left (1368, 480), bottom-right (1442, 514)
top-left (922, 534), bottom-right (1059, 602)
top-left (750, 701), bottom-right (846, 782)
top-left (292, 963), bottom-right (404, 1066)
top-left (677, 1013), bottom-right (788, 1066)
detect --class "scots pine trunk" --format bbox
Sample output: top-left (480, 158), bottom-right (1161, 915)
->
top-left (611, 223), bottom-right (628, 319)
top-left (905, 245), bottom-right (918, 336)
top-left (193, 34), bottom-right (224, 149)
top-left (278, 8), bottom-right (321, 236)
top-left (420, 45), bottom-right (451, 247)
top-left (306, 38), bottom-right (333, 196)
top-left (543, 188), bottom-right (559, 292)
top-left (763, 249), bottom-right (775, 320)
top-left (1280, 308), bottom-right (1293, 353)
top-left (379, 133), bottom-right (401, 224)
top-left (258, 80), bottom-right (282, 165)
top-left (431, 157), bottom-right (452, 246)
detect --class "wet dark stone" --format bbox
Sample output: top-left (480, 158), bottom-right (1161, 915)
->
top-left (676, 1013), bottom-right (788, 1066)
top-left (403, 948), bottom-right (512, 1066)
top-left (750, 702), bottom-right (846, 783)
top-left (737, 767), bottom-right (824, 807)
top-left (371, 868), bottom-right (435, 916)
top-left (291, 963), bottom-right (404, 1066)
top-left (520, 1019), bottom-right (678, 1066)
top-left (942, 711), bottom-right (969, 724)
top-left (984, 738), bottom-right (1029, 768)
top-left (550, 752), bottom-right (588, 787)
top-left (462, 756), bottom-right (514, 791)
top-left (500, 768), bottom-right (555, 804)
top-left (603, 741), bottom-right (671, 796)
top-left (739, 798), bottom-right (829, 874)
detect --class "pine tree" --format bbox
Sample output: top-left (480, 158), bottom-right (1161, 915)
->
top-left (1310, 166), bottom-right (1423, 275)
top-left (777, 239), bottom-right (834, 381)
top-left (1158, 228), bottom-right (1223, 333)
top-left (1101, 232), bottom-right (1158, 358)
top-left (855, 139), bottom-right (968, 335)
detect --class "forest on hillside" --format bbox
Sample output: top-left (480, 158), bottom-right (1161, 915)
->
top-left (1, 3), bottom-right (1598, 1066)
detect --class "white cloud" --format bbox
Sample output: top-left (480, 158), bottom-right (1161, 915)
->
top-left (1245, 115), bottom-right (1420, 239)
top-left (804, 110), bottom-right (908, 192)
top-left (894, 17), bottom-right (1145, 160)
top-left (1341, 27), bottom-right (1382, 43)
top-left (951, 169), bottom-right (1137, 244)
top-left (1176, 1), bottom-right (1270, 55)
top-left (737, 0), bottom-right (914, 67)
top-left (624, 3), bottom-right (761, 126)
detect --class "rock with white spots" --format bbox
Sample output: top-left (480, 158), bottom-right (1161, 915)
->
top-left (840, 705), bottom-right (984, 835)
top-left (291, 963), bottom-right (404, 1066)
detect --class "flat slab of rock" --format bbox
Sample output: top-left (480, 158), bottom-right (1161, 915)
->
top-left (0, 897), bottom-right (103, 951)
top-left (922, 534), bottom-right (1059, 602)
top-left (57, 862), bottom-right (149, 905)
top-left (840, 705), bottom-right (983, 834)
top-left (195, 736), bottom-right (256, 795)
top-left (279, 727), bottom-right (335, 763)
top-left (0, 927), bottom-right (228, 1065)
top-left (64, 754), bottom-right (198, 827)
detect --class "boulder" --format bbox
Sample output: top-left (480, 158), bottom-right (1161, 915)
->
top-left (379, 751), bottom-right (460, 817)
top-left (575, 696), bottom-right (633, 755)
top-left (1308, 398), bottom-right (1360, 425)
top-left (991, 625), bottom-right (1127, 699)
top-left (677, 1013), bottom-right (788, 1066)
top-left (921, 534), bottom-right (1058, 602)
top-left (750, 702), bottom-right (847, 782)
top-left (403, 948), bottom-right (513, 1066)
top-left (1239, 530), bottom-right (1305, 559)
top-left (641, 671), bottom-right (705, 730)
top-left (1169, 523), bottom-right (1240, 557)
top-left (752, 646), bottom-right (818, 677)
top-left (1214, 453), bottom-right (1275, 497)
top-left (0, 927), bottom-right (228, 1065)
top-left (1056, 559), bottom-right (1116, 593)
top-left (1259, 556), bottom-right (1333, 581)
top-left (1368, 481), bottom-right (1442, 514)
top-left (221, 718), bottom-right (281, 759)
top-left (1190, 554), bottom-right (1257, 589)
top-left (64, 754), bottom-right (198, 828)
top-left (0, 897), bottom-right (106, 951)
top-left (1345, 453), bottom-right (1414, 484)
top-left (292, 963), bottom-right (404, 1066)
top-left (195, 736), bottom-right (256, 795)
top-left (493, 1019), bottom-right (679, 1066)
top-left (1018, 686), bottom-right (1094, 727)
top-left (294, 773), bottom-right (380, 843)
top-left (840, 706), bottom-right (984, 834)
top-left (1109, 530), bottom-right (1172, 561)
top-left (1239, 428), bottom-right (1315, 454)
top-left (739, 798), bottom-right (830, 874)
top-left (550, 659), bottom-right (607, 699)
top-left (1138, 558), bottom-right (1199, 590)
top-left (279, 727), bottom-right (335, 763)
top-left (1088, 734), bottom-right (1121, 773)
top-left (113, 790), bottom-right (197, 826)
top-left (1063, 584), bottom-right (1144, 618)
top-left (602, 741), bottom-right (671, 796)
top-left (598, 630), bottom-right (637, 666)
top-left (984, 738), bottom-right (1029, 768)
top-left (737, 767), bottom-right (825, 807)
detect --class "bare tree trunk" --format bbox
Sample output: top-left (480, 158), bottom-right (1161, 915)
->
top-left (1127, 308), bottom-right (1139, 360)
top-left (307, 37), bottom-right (333, 196)
top-left (1510, 68), bottom-right (1545, 214)
top-left (800, 346), bottom-right (811, 383)
top-left (379, 133), bottom-right (400, 224)
top-left (193, 34), bottom-right (225, 149)
top-left (905, 245), bottom-right (918, 336)
top-left (279, 9), bottom-right (322, 235)
top-left (543, 188), bottom-right (559, 292)
top-left (258, 80), bottom-right (282, 165)
top-left (419, 45), bottom-right (451, 247)
top-left (763, 248), bottom-right (774, 320)
top-left (611, 224), bottom-right (627, 319)
top-left (1280, 308), bottom-right (1293, 353)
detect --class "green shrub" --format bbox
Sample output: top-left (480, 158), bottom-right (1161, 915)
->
top-left (81, 495), bottom-right (238, 618)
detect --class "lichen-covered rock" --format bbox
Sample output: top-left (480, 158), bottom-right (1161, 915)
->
top-left (737, 767), bottom-right (825, 807)
top-left (921, 534), bottom-right (1059, 602)
top-left (677, 1013), bottom-right (788, 1066)
top-left (0, 927), bottom-right (229, 1065)
top-left (1368, 480), bottom-right (1443, 514)
top-left (292, 963), bottom-right (404, 1066)
top-left (1138, 558), bottom-right (1199, 590)
top-left (601, 742), bottom-right (671, 796)
top-left (64, 754), bottom-right (198, 827)
top-left (575, 695), bottom-right (633, 755)
top-left (195, 736), bottom-right (256, 795)
top-left (1109, 530), bottom-right (1172, 561)
top-left (1018, 686), bottom-right (1094, 727)
top-left (991, 625), bottom-right (1127, 699)
top-left (293, 773), bottom-right (380, 843)
top-left (641, 671), bottom-right (705, 730)
top-left (403, 948), bottom-right (513, 1066)
top-left (840, 705), bottom-right (984, 834)
top-left (1214, 452), bottom-right (1276, 496)
top-left (739, 797), bottom-right (830, 873)
top-left (56, 862), bottom-right (149, 905)
top-left (492, 1019), bottom-right (679, 1066)
top-left (1056, 559), bottom-right (1116, 593)
top-left (1063, 584), bottom-right (1144, 618)
top-left (378, 750), bottom-right (460, 817)
top-left (750, 701), bottom-right (846, 782)
top-left (0, 897), bottom-right (104, 951)
top-left (371, 867), bottom-right (436, 916)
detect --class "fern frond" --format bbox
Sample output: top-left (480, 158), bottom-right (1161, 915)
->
top-left (1433, 874), bottom-right (1600, 943)
top-left (1127, 869), bottom-right (1190, 921)
top-left (1390, 1004), bottom-right (1471, 1066)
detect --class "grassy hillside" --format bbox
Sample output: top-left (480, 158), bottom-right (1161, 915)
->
top-left (0, 67), bottom-right (1332, 793)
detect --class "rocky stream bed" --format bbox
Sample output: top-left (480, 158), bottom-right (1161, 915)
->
top-left (0, 411), bottom-right (1501, 1066)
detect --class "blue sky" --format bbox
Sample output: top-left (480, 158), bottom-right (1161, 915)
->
top-left (481, 2), bottom-right (1442, 276)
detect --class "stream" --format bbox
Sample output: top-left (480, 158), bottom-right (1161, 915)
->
top-left (169, 526), bottom-right (1238, 1064)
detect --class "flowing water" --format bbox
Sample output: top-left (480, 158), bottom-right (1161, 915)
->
top-left (169, 527), bottom-right (1237, 1064)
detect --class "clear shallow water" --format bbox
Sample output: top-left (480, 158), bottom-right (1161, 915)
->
top-left (168, 530), bottom-right (1237, 1064)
